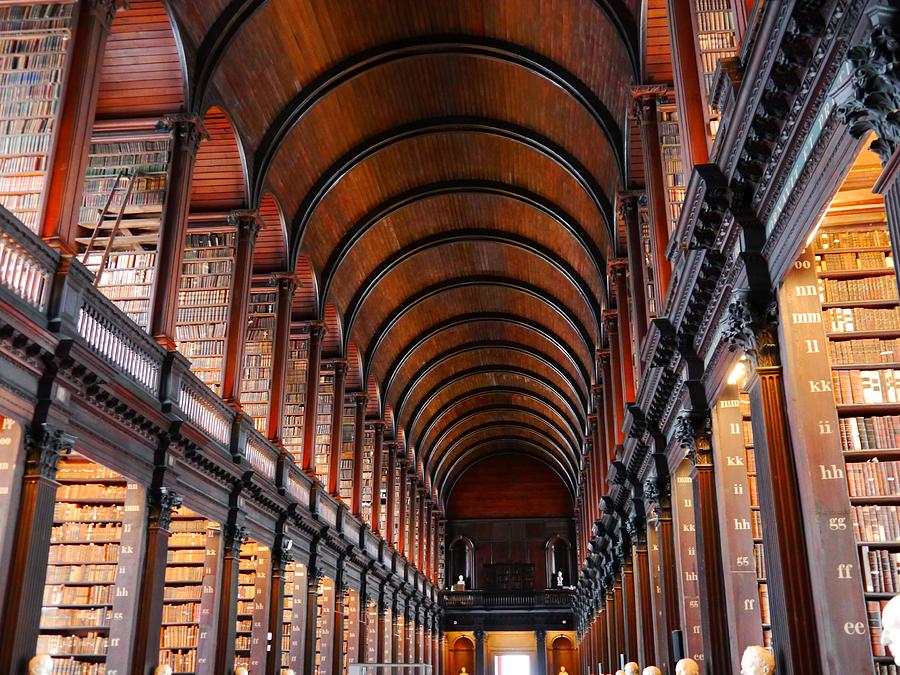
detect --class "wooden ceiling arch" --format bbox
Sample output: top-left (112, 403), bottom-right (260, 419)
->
top-left (413, 388), bottom-right (583, 460)
top-left (186, 0), bottom-right (640, 113)
top-left (159, 0), bottom-right (641, 502)
top-left (404, 372), bottom-right (587, 453)
top-left (441, 444), bottom-right (578, 503)
top-left (379, 316), bottom-right (592, 412)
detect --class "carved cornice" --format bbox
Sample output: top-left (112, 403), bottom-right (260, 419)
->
top-left (837, 6), bottom-right (900, 164)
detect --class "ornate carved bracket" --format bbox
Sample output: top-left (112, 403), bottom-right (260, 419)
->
top-left (724, 289), bottom-right (780, 368)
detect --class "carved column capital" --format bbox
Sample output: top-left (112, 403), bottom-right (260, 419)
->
top-left (353, 392), bottom-right (369, 408)
top-left (307, 321), bottom-right (328, 340)
top-left (160, 113), bottom-right (209, 153)
top-left (676, 411), bottom-right (713, 467)
top-left (149, 486), bottom-right (183, 531)
top-left (85, 0), bottom-right (125, 27)
top-left (228, 210), bottom-right (262, 244)
top-left (838, 5), bottom-right (900, 165)
top-left (601, 309), bottom-right (619, 333)
top-left (25, 424), bottom-right (75, 480)
top-left (270, 272), bottom-right (299, 296)
top-left (724, 289), bottom-right (780, 368)
top-left (224, 522), bottom-right (249, 556)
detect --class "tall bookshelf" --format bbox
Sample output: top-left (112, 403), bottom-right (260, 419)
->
top-left (313, 372), bottom-right (335, 485)
top-left (657, 101), bottom-right (685, 234)
top-left (361, 426), bottom-right (376, 527)
top-left (39, 454), bottom-right (144, 675)
top-left (0, 3), bottom-right (73, 233)
top-left (392, 461), bottom-right (401, 547)
top-left (378, 443), bottom-right (390, 535)
top-left (240, 288), bottom-right (277, 434)
top-left (339, 401), bottom-right (355, 503)
top-left (175, 229), bottom-right (236, 396)
top-left (813, 223), bottom-right (900, 672)
top-left (740, 393), bottom-right (772, 648)
top-left (672, 463), bottom-right (704, 666)
top-left (159, 507), bottom-right (221, 675)
top-left (691, 0), bottom-right (738, 137)
top-left (315, 576), bottom-right (335, 675)
top-left (283, 333), bottom-right (310, 463)
top-left (77, 132), bottom-right (171, 330)
top-left (366, 598), bottom-right (378, 664)
top-left (235, 540), bottom-right (271, 672)
top-left (282, 560), bottom-right (307, 675)
top-left (640, 202), bottom-right (658, 319)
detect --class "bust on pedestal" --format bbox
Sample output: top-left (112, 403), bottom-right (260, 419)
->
top-left (741, 646), bottom-right (775, 674)
top-left (28, 655), bottom-right (52, 675)
top-left (675, 658), bottom-right (700, 675)
top-left (882, 595), bottom-right (900, 664)
top-left (642, 668), bottom-right (662, 675)
top-left (557, 667), bottom-right (567, 675)
top-left (452, 575), bottom-right (466, 591)
top-left (625, 662), bottom-right (640, 675)
top-left (459, 667), bottom-right (469, 675)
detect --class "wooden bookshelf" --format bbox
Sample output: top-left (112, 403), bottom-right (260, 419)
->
top-left (361, 425), bottom-right (376, 527)
top-left (811, 224), bottom-right (900, 666)
top-left (672, 463), bottom-right (704, 664)
top-left (283, 333), bottom-right (310, 463)
top-left (240, 288), bottom-right (277, 434)
top-left (740, 393), bottom-right (772, 648)
top-left (393, 461), bottom-right (401, 546)
top-left (0, 2), bottom-right (73, 233)
top-left (657, 100), bottom-right (685, 234)
top-left (159, 507), bottom-right (221, 675)
top-left (235, 540), bottom-right (271, 672)
top-left (281, 560), bottom-right (308, 675)
top-left (365, 597), bottom-right (378, 664)
top-left (40, 454), bottom-right (144, 675)
top-left (378, 442), bottom-right (389, 535)
top-left (77, 131), bottom-right (171, 330)
top-left (339, 400), bottom-right (355, 502)
top-left (175, 229), bottom-right (236, 396)
top-left (315, 575), bottom-right (335, 675)
top-left (690, 0), bottom-right (738, 137)
top-left (313, 372), bottom-right (335, 485)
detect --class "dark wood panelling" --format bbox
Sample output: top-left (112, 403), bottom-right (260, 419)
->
top-left (189, 106), bottom-right (247, 212)
top-left (254, 192), bottom-right (287, 274)
top-left (96, 0), bottom-right (185, 118)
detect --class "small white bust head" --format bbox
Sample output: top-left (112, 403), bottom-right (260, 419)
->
top-left (235, 668), bottom-right (249, 675)
top-left (460, 668), bottom-right (467, 674)
top-left (625, 662), bottom-right (640, 675)
top-left (28, 655), bottom-right (52, 675)
top-left (558, 667), bottom-right (567, 675)
top-left (882, 595), bottom-right (900, 664)
top-left (615, 670), bottom-right (626, 675)
top-left (153, 667), bottom-right (173, 675)
top-left (675, 658), bottom-right (700, 675)
top-left (643, 668), bottom-right (662, 675)
top-left (285, 670), bottom-right (295, 675)
top-left (741, 646), bottom-right (775, 675)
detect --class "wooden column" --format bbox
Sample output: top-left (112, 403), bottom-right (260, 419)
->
top-left (632, 92), bottom-right (672, 302)
top-left (386, 443), bottom-right (398, 544)
top-left (268, 274), bottom-right (298, 443)
top-left (602, 312), bottom-right (625, 450)
top-left (304, 562), bottom-right (322, 675)
top-left (42, 0), bottom-right (119, 252)
top-left (419, 494), bottom-right (427, 570)
top-left (710, 387), bottom-right (764, 669)
top-left (407, 478), bottom-right (418, 562)
top-left (632, 524), bottom-right (656, 668)
top-left (474, 628), bottom-right (486, 675)
top-left (645, 461), bottom-right (680, 674)
top-left (605, 589), bottom-right (618, 669)
top-left (592, 389), bottom-right (607, 492)
top-left (328, 361), bottom-right (348, 495)
top-left (222, 211), bottom-right (261, 405)
top-left (130, 486), bottom-right (182, 674)
top-left (610, 260), bottom-right (636, 403)
top-left (621, 547), bottom-right (639, 663)
top-left (535, 629), bottom-right (547, 675)
top-left (370, 422), bottom-right (386, 532)
top-left (149, 115), bottom-right (206, 348)
top-left (677, 414), bottom-right (730, 673)
top-left (397, 459), bottom-right (408, 552)
top-left (266, 539), bottom-right (291, 675)
top-left (620, 193), bottom-right (650, 360)
top-left (351, 393), bottom-right (368, 515)
top-left (377, 595), bottom-right (388, 663)
top-left (599, 354), bottom-right (616, 468)
top-left (214, 520), bottom-right (246, 674)
top-left (332, 563), bottom-right (345, 675)
top-left (665, 0), bottom-right (710, 165)
top-left (614, 573), bottom-right (626, 668)
top-left (301, 323), bottom-right (326, 472)
top-left (0, 427), bottom-right (74, 672)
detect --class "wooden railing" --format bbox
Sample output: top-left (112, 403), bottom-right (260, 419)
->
top-left (0, 208), bottom-right (56, 313)
top-left (0, 206), bottom-right (441, 599)
top-left (441, 589), bottom-right (575, 609)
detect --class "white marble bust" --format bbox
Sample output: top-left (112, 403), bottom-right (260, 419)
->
top-left (28, 655), bottom-right (52, 675)
top-left (235, 668), bottom-right (249, 675)
top-left (675, 658), bottom-right (700, 675)
top-left (883, 595), bottom-right (900, 664)
top-left (741, 646), bottom-right (774, 674)
top-left (153, 667), bottom-right (173, 675)
top-left (615, 670), bottom-right (626, 675)
top-left (643, 668), bottom-right (662, 675)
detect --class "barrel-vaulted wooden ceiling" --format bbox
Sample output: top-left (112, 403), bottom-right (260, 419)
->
top-left (121, 0), bottom-right (641, 504)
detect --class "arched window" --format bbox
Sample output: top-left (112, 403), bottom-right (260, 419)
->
top-left (545, 535), bottom-right (572, 588)
top-left (448, 536), bottom-right (475, 589)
